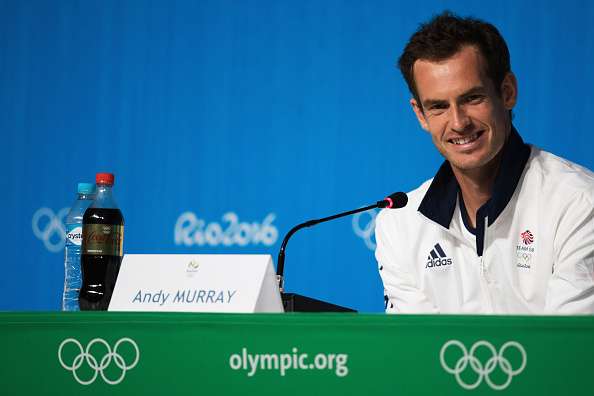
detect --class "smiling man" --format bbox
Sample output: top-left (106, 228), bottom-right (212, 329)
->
top-left (375, 11), bottom-right (594, 314)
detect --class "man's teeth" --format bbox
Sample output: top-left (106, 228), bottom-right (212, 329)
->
top-left (451, 132), bottom-right (480, 145)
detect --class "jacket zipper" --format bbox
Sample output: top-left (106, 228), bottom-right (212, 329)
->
top-left (481, 216), bottom-right (494, 312)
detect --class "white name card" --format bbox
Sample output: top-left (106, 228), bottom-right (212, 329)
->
top-left (108, 254), bottom-right (284, 313)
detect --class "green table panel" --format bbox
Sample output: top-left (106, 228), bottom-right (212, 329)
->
top-left (1, 313), bottom-right (593, 395)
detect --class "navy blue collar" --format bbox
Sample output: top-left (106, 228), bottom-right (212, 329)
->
top-left (418, 126), bottom-right (530, 231)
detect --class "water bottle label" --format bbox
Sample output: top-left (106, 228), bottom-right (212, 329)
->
top-left (65, 225), bottom-right (83, 246)
top-left (82, 224), bottom-right (124, 256)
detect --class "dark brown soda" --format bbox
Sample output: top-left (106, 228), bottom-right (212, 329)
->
top-left (79, 208), bottom-right (124, 310)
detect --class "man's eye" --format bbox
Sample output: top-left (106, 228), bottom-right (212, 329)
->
top-left (428, 104), bottom-right (447, 111)
top-left (466, 95), bottom-right (485, 104)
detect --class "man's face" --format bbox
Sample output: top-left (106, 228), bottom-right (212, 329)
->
top-left (410, 45), bottom-right (517, 174)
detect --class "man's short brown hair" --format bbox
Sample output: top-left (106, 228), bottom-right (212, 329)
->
top-left (398, 11), bottom-right (511, 106)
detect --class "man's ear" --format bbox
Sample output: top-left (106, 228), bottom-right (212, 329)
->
top-left (501, 72), bottom-right (518, 110)
top-left (410, 98), bottom-right (429, 131)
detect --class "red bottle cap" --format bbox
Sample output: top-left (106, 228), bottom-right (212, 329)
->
top-left (96, 172), bottom-right (115, 185)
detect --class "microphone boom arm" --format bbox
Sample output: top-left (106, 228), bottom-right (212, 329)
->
top-left (276, 203), bottom-right (377, 292)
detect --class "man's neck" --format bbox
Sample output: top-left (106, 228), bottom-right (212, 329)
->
top-left (453, 154), bottom-right (502, 229)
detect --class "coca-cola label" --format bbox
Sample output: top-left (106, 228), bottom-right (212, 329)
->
top-left (82, 224), bottom-right (124, 256)
top-left (66, 225), bottom-right (83, 246)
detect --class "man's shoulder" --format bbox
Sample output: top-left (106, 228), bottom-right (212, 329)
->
top-left (527, 146), bottom-right (594, 200)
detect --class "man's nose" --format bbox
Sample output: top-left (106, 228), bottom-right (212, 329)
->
top-left (450, 105), bottom-right (471, 132)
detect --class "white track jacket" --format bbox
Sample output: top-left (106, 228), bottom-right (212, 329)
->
top-left (375, 128), bottom-right (594, 314)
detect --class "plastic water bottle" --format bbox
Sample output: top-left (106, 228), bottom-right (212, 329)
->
top-left (63, 182), bottom-right (96, 311)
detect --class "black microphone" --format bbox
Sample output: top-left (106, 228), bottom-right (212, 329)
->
top-left (276, 192), bottom-right (408, 292)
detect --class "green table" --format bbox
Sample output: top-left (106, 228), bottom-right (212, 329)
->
top-left (1, 312), bottom-right (593, 395)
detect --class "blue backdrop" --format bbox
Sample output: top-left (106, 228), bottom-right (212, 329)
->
top-left (3, 0), bottom-right (594, 312)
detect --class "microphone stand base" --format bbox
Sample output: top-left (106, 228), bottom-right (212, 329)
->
top-left (281, 293), bottom-right (356, 312)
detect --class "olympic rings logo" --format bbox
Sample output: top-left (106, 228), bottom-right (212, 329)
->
top-left (58, 338), bottom-right (140, 385)
top-left (352, 209), bottom-right (377, 251)
top-left (32, 207), bottom-right (69, 253)
top-left (439, 340), bottom-right (527, 390)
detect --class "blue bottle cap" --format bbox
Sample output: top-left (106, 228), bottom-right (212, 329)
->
top-left (77, 183), bottom-right (96, 194)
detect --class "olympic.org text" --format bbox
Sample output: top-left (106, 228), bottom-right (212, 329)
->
top-left (229, 347), bottom-right (349, 377)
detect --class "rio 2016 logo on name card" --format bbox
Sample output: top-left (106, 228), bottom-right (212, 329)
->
top-left (174, 212), bottom-right (278, 247)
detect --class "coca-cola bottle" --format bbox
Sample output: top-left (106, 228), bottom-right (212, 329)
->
top-left (79, 172), bottom-right (124, 310)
